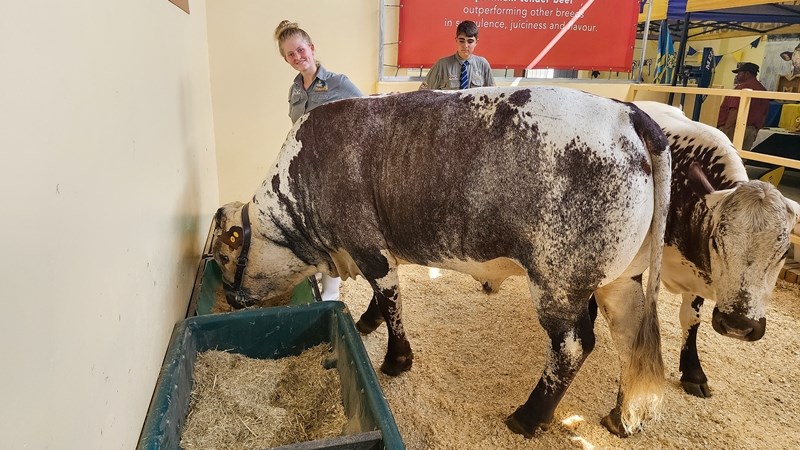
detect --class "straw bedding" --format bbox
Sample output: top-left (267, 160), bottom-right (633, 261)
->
top-left (180, 344), bottom-right (346, 449)
top-left (192, 263), bottom-right (799, 449)
top-left (339, 265), bottom-right (800, 450)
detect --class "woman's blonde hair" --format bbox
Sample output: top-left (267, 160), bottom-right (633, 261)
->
top-left (274, 20), bottom-right (313, 58)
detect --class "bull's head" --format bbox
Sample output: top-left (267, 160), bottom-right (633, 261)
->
top-left (689, 163), bottom-right (800, 341)
top-left (212, 201), bottom-right (316, 309)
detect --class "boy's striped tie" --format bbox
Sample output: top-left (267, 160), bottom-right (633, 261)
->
top-left (460, 60), bottom-right (470, 90)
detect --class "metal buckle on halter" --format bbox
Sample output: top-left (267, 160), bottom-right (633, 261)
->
top-left (222, 280), bottom-right (256, 310)
top-left (232, 291), bottom-right (252, 309)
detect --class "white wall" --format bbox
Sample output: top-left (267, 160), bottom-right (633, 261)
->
top-left (206, 0), bottom-right (379, 204)
top-left (0, 1), bottom-right (217, 448)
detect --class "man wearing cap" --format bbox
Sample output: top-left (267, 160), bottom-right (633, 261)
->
top-left (716, 62), bottom-right (769, 150)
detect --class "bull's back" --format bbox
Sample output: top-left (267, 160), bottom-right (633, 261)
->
top-left (285, 87), bottom-right (659, 285)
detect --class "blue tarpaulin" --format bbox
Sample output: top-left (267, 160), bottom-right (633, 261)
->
top-left (667, 0), bottom-right (800, 24)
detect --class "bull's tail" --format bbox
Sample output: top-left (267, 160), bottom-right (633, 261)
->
top-left (620, 107), bottom-right (671, 434)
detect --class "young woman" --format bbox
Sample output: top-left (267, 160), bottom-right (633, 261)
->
top-left (274, 20), bottom-right (363, 300)
top-left (274, 20), bottom-right (363, 124)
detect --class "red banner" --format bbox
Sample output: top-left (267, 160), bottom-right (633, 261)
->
top-left (398, 0), bottom-right (639, 71)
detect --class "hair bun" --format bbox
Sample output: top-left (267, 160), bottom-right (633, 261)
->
top-left (274, 20), bottom-right (298, 41)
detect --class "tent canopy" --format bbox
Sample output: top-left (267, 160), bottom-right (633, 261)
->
top-left (639, 0), bottom-right (800, 40)
top-left (685, 0), bottom-right (800, 24)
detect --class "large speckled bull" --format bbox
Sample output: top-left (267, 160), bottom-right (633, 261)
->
top-left (634, 101), bottom-right (800, 398)
top-left (212, 86), bottom-right (671, 437)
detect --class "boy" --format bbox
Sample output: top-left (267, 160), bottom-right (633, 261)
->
top-left (419, 20), bottom-right (495, 90)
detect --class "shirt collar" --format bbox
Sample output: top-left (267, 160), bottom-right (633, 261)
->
top-left (455, 54), bottom-right (471, 64)
top-left (293, 64), bottom-right (332, 88)
top-left (315, 64), bottom-right (332, 80)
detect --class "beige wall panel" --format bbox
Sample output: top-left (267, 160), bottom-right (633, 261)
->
top-left (207, 0), bottom-right (379, 203)
top-left (0, 1), bottom-right (217, 448)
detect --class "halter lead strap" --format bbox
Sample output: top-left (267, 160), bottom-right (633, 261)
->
top-left (224, 202), bottom-right (254, 309)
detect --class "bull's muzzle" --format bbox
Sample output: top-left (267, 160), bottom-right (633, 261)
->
top-left (711, 307), bottom-right (766, 341)
top-left (222, 284), bottom-right (259, 310)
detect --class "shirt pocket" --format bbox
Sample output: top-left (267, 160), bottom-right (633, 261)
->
top-left (290, 90), bottom-right (305, 106)
top-left (448, 76), bottom-right (460, 89)
top-left (470, 72), bottom-right (484, 87)
top-left (289, 92), bottom-right (307, 122)
top-left (313, 92), bottom-right (334, 103)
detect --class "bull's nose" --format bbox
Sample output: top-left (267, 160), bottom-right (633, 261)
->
top-left (711, 308), bottom-right (766, 341)
top-left (222, 282), bottom-right (258, 310)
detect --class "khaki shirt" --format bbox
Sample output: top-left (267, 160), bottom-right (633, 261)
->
top-left (420, 54), bottom-right (495, 90)
top-left (288, 65), bottom-right (363, 123)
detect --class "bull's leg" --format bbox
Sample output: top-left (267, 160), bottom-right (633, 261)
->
top-left (594, 276), bottom-right (664, 437)
top-left (505, 290), bottom-right (596, 437)
top-left (588, 294), bottom-right (599, 326)
top-left (355, 292), bottom-right (385, 334)
top-left (356, 257), bottom-right (412, 376)
top-left (679, 294), bottom-right (711, 398)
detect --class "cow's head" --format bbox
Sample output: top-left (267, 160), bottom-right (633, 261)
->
top-left (212, 201), bottom-right (315, 309)
top-left (689, 163), bottom-right (800, 341)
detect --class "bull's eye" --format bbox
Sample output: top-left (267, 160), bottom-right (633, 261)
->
top-left (711, 236), bottom-right (719, 252)
top-left (220, 255), bottom-right (230, 265)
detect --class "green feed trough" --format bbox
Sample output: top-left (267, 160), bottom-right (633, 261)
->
top-left (137, 301), bottom-right (404, 450)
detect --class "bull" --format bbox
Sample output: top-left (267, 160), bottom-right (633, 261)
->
top-left (212, 87), bottom-right (672, 437)
top-left (634, 101), bottom-right (800, 398)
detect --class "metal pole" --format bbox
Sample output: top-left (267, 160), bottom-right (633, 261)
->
top-left (669, 13), bottom-right (690, 105)
top-left (638, 0), bottom-right (654, 82)
top-left (378, 0), bottom-right (385, 83)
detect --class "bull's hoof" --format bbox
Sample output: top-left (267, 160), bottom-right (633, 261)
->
top-left (380, 354), bottom-right (413, 376)
top-left (681, 380), bottom-right (712, 398)
top-left (355, 318), bottom-right (382, 335)
top-left (504, 412), bottom-right (550, 438)
top-left (601, 408), bottom-right (633, 437)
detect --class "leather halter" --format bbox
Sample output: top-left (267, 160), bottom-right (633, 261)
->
top-left (222, 202), bottom-right (255, 309)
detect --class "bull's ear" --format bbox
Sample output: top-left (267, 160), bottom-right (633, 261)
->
top-left (214, 207), bottom-right (226, 230)
top-left (703, 189), bottom-right (735, 211)
top-left (220, 226), bottom-right (244, 250)
top-left (786, 197), bottom-right (800, 225)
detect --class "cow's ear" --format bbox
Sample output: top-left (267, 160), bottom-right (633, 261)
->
top-left (785, 197), bottom-right (800, 225)
top-left (702, 189), bottom-right (734, 211)
top-left (214, 207), bottom-right (225, 230)
top-left (220, 226), bottom-right (244, 250)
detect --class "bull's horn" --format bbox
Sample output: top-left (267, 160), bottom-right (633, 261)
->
top-left (687, 162), bottom-right (715, 196)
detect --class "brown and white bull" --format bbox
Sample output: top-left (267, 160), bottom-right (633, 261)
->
top-left (634, 101), bottom-right (800, 398)
top-left (212, 87), bottom-right (672, 437)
